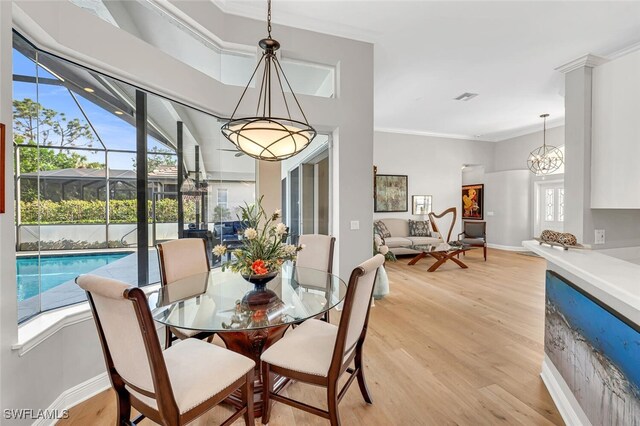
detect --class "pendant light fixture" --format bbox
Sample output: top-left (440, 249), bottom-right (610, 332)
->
top-left (221, 0), bottom-right (316, 161)
top-left (527, 114), bottom-right (563, 175)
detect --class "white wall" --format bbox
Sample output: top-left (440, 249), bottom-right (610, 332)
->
top-left (3, 1), bottom-right (373, 420)
top-left (493, 126), bottom-right (564, 172)
top-left (373, 131), bottom-right (494, 236)
top-left (484, 170), bottom-right (532, 248)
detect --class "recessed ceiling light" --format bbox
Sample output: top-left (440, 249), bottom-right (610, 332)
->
top-left (84, 87), bottom-right (95, 93)
top-left (454, 92), bottom-right (479, 101)
top-left (114, 110), bottom-right (123, 115)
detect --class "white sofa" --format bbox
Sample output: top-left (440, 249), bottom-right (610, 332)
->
top-left (374, 218), bottom-right (442, 256)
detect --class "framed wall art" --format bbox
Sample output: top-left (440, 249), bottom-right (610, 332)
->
top-left (412, 195), bottom-right (432, 215)
top-left (375, 174), bottom-right (408, 212)
top-left (462, 183), bottom-right (483, 220)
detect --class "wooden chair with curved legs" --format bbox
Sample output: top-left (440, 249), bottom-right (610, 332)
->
top-left (76, 274), bottom-right (255, 426)
top-left (428, 207), bottom-right (457, 243)
top-left (260, 254), bottom-right (385, 426)
top-left (295, 234), bottom-right (336, 322)
top-left (157, 238), bottom-right (215, 348)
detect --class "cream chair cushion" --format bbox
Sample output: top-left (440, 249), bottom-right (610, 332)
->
top-left (261, 319), bottom-right (337, 377)
top-left (128, 339), bottom-right (254, 413)
top-left (159, 239), bottom-right (209, 284)
top-left (296, 234), bottom-right (333, 272)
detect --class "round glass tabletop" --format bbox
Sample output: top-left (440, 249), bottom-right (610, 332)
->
top-left (149, 264), bottom-right (347, 333)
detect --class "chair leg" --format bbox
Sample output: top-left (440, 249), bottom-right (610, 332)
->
top-left (115, 388), bottom-right (132, 426)
top-left (355, 346), bottom-right (373, 404)
top-left (242, 370), bottom-right (255, 426)
top-left (261, 363), bottom-right (272, 425)
top-left (327, 384), bottom-right (341, 426)
top-left (484, 245), bottom-right (487, 261)
top-left (164, 326), bottom-right (172, 349)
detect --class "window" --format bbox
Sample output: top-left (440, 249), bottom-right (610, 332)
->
top-left (558, 189), bottom-right (565, 222)
top-left (12, 31), bottom-right (256, 322)
top-left (545, 189), bottom-right (555, 222)
top-left (217, 188), bottom-right (228, 208)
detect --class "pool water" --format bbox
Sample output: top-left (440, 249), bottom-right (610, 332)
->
top-left (16, 253), bottom-right (130, 301)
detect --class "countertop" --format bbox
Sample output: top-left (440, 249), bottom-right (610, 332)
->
top-left (523, 240), bottom-right (640, 325)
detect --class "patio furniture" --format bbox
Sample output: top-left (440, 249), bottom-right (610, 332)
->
top-left (458, 221), bottom-right (487, 260)
top-left (260, 254), bottom-right (385, 426)
top-left (408, 242), bottom-right (474, 272)
top-left (150, 265), bottom-right (347, 417)
top-left (157, 239), bottom-right (215, 348)
top-left (76, 274), bottom-right (255, 426)
top-left (295, 234), bottom-right (336, 322)
top-left (428, 207), bottom-right (457, 243)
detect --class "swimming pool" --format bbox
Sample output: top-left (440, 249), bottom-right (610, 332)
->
top-left (16, 252), bottom-right (131, 301)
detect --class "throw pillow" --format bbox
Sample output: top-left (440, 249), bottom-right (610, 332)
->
top-left (408, 220), bottom-right (430, 237)
top-left (374, 220), bottom-right (392, 238)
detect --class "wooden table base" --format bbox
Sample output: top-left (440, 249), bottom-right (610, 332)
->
top-left (408, 249), bottom-right (469, 272)
top-left (218, 325), bottom-right (290, 417)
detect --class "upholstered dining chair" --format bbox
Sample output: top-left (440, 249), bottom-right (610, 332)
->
top-left (260, 254), bottom-right (385, 426)
top-left (157, 238), bottom-right (214, 348)
top-left (458, 221), bottom-right (487, 260)
top-left (428, 207), bottom-right (457, 243)
top-left (76, 274), bottom-right (255, 426)
top-left (295, 234), bottom-right (336, 322)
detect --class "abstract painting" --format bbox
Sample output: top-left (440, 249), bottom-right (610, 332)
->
top-left (462, 184), bottom-right (483, 220)
top-left (375, 175), bottom-right (408, 212)
top-left (545, 271), bottom-right (640, 425)
top-left (412, 195), bottom-right (432, 215)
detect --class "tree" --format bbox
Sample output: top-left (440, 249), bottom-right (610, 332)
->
top-left (16, 142), bottom-right (103, 174)
top-left (13, 98), bottom-right (95, 148)
top-left (132, 146), bottom-right (177, 172)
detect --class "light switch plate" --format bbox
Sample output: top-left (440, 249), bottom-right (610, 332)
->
top-left (487, 211), bottom-right (495, 217)
top-left (594, 229), bottom-right (605, 245)
top-left (350, 220), bottom-right (360, 230)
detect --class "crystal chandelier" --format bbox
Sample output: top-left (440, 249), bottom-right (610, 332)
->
top-left (527, 114), bottom-right (563, 175)
top-left (221, 0), bottom-right (316, 161)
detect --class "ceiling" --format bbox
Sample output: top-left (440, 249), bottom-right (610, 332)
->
top-left (214, 0), bottom-right (640, 141)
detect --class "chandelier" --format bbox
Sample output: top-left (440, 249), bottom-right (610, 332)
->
top-left (527, 114), bottom-right (563, 175)
top-left (221, 0), bottom-right (316, 161)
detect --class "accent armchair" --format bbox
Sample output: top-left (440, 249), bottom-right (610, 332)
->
top-left (458, 221), bottom-right (487, 260)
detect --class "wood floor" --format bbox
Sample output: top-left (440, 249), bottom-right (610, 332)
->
top-left (58, 249), bottom-right (563, 425)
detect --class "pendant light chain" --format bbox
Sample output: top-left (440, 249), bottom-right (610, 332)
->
top-left (267, 0), bottom-right (272, 38)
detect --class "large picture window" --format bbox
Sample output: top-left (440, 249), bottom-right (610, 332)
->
top-left (13, 31), bottom-right (256, 323)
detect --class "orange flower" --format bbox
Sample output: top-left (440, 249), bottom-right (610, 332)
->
top-left (251, 259), bottom-right (269, 275)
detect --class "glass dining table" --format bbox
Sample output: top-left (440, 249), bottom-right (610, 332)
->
top-left (148, 263), bottom-right (347, 416)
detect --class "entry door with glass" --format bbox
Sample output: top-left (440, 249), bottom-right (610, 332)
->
top-left (537, 181), bottom-right (564, 234)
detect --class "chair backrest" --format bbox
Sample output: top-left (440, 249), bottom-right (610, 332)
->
top-left (429, 207), bottom-right (457, 242)
top-left (157, 238), bottom-right (210, 286)
top-left (331, 254), bottom-right (385, 372)
top-left (464, 221), bottom-right (486, 238)
top-left (296, 234), bottom-right (336, 273)
top-left (77, 275), bottom-right (176, 414)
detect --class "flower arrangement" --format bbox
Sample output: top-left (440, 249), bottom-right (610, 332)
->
top-left (374, 234), bottom-right (396, 262)
top-left (213, 196), bottom-right (303, 276)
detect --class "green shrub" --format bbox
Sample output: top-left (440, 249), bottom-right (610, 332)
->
top-left (19, 198), bottom-right (196, 224)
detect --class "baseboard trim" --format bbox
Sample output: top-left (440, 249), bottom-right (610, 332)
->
top-left (540, 355), bottom-right (591, 426)
top-left (487, 243), bottom-right (528, 252)
top-left (33, 373), bottom-right (110, 426)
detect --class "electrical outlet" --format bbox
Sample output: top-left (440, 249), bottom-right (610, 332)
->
top-left (350, 220), bottom-right (360, 230)
top-left (594, 229), bottom-right (605, 245)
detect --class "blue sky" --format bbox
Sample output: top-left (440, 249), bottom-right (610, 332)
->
top-left (13, 48), bottom-right (170, 169)
top-left (546, 271), bottom-right (640, 390)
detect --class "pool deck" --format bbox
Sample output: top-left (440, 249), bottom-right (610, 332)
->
top-left (19, 249), bottom-right (161, 321)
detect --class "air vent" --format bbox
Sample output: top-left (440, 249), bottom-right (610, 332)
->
top-left (454, 92), bottom-right (479, 101)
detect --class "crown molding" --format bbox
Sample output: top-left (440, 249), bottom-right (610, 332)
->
top-left (605, 39), bottom-right (640, 60)
top-left (374, 127), bottom-right (491, 142)
top-left (488, 117), bottom-right (565, 142)
top-left (555, 54), bottom-right (608, 74)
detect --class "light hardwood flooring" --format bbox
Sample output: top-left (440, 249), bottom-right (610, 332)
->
top-left (58, 249), bottom-right (563, 425)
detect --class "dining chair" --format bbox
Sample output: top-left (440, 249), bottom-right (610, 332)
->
top-left (295, 234), bottom-right (336, 322)
top-left (76, 274), bottom-right (255, 426)
top-left (428, 207), bottom-right (457, 243)
top-left (458, 221), bottom-right (487, 260)
top-left (157, 238), bottom-right (215, 348)
top-left (260, 254), bottom-right (385, 426)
